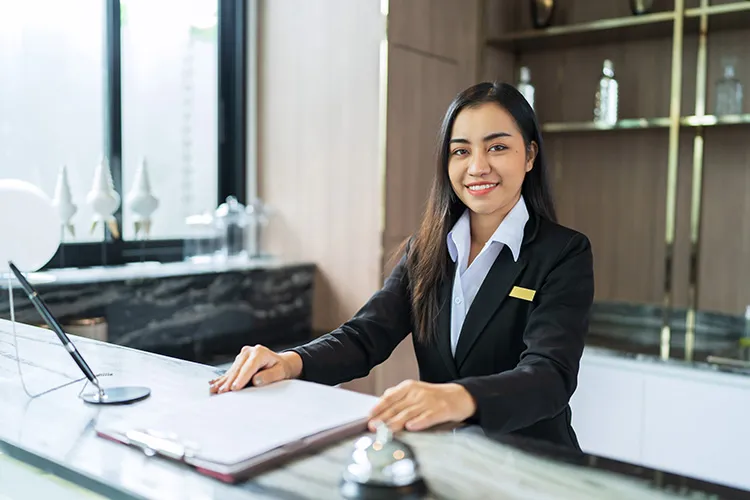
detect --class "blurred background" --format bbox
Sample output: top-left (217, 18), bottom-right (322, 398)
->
top-left (1, 0), bottom-right (749, 491)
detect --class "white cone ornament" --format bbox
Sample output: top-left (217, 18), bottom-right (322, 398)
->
top-left (126, 158), bottom-right (159, 239)
top-left (86, 157), bottom-right (121, 239)
top-left (51, 164), bottom-right (77, 238)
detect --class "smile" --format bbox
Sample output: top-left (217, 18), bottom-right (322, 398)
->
top-left (466, 183), bottom-right (498, 195)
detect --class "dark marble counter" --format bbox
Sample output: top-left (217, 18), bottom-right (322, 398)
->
top-left (1, 320), bottom-right (748, 500)
top-left (0, 259), bottom-right (316, 363)
top-left (586, 301), bottom-right (750, 377)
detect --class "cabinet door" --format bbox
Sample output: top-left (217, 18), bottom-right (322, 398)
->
top-left (570, 358), bottom-right (646, 463)
top-left (641, 373), bottom-right (750, 491)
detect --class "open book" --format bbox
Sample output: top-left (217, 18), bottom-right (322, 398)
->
top-left (96, 380), bottom-right (378, 483)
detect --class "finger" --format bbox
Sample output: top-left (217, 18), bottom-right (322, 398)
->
top-left (369, 385), bottom-right (409, 418)
top-left (252, 363), bottom-right (285, 386)
top-left (209, 369), bottom-right (231, 386)
top-left (209, 377), bottom-right (225, 394)
top-left (229, 351), bottom-right (268, 391)
top-left (386, 405), bottom-right (424, 433)
top-left (405, 410), bottom-right (438, 432)
top-left (219, 347), bottom-right (253, 392)
top-left (369, 397), bottom-right (412, 431)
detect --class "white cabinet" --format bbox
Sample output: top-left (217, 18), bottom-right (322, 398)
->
top-left (640, 370), bottom-right (750, 491)
top-left (569, 358), bottom-right (645, 463)
top-left (570, 348), bottom-right (750, 491)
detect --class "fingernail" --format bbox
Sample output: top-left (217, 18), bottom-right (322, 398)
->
top-left (255, 377), bottom-right (263, 386)
top-left (231, 383), bottom-right (238, 390)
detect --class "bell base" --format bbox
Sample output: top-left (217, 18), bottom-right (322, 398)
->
top-left (81, 386), bottom-right (151, 405)
top-left (339, 478), bottom-right (427, 500)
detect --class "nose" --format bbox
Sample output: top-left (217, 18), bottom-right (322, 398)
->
top-left (467, 151), bottom-right (491, 176)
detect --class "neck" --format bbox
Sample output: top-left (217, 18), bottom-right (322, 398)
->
top-left (469, 194), bottom-right (521, 245)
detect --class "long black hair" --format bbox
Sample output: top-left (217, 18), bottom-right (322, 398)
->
top-left (406, 81), bottom-right (556, 343)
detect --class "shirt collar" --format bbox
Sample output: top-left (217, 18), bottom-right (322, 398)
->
top-left (446, 195), bottom-right (529, 263)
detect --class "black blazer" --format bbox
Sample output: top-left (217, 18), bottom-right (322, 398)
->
top-left (291, 210), bottom-right (594, 449)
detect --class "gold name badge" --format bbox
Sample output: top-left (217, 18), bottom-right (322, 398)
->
top-left (510, 286), bottom-right (536, 302)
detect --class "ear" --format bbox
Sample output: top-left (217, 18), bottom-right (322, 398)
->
top-left (525, 141), bottom-right (538, 173)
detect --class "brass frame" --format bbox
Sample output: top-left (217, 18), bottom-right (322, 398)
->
top-left (661, 0), bottom-right (686, 361)
top-left (684, 0), bottom-right (710, 362)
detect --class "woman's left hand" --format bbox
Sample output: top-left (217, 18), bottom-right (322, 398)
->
top-left (368, 380), bottom-right (477, 432)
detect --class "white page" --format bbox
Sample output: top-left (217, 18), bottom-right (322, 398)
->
top-left (105, 380), bottom-right (378, 465)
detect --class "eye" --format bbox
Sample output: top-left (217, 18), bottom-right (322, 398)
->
top-left (451, 148), bottom-right (469, 157)
top-left (489, 144), bottom-right (507, 152)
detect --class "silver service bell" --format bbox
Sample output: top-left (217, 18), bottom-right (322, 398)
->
top-left (340, 423), bottom-right (428, 499)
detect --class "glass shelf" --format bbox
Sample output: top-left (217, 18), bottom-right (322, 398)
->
top-left (488, 2), bottom-right (750, 52)
top-left (680, 114), bottom-right (750, 127)
top-left (542, 118), bottom-right (671, 133)
top-left (487, 11), bottom-right (676, 51)
top-left (541, 115), bottom-right (750, 133)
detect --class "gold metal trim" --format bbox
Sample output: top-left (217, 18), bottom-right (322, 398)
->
top-left (684, 0), bottom-right (710, 362)
top-left (661, 0), bottom-right (686, 361)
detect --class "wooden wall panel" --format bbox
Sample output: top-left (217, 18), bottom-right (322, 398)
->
top-left (377, 1), bottom-right (482, 395)
top-left (389, 0), bottom-right (480, 67)
top-left (258, 0), bottom-right (385, 395)
top-left (547, 131), bottom-right (665, 304)
top-left (698, 128), bottom-right (750, 315)
top-left (382, 47), bottom-right (461, 262)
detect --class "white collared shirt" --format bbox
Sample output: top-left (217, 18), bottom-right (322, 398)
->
top-left (446, 195), bottom-right (529, 357)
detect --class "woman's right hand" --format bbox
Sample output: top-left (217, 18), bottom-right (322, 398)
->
top-left (208, 345), bottom-right (303, 394)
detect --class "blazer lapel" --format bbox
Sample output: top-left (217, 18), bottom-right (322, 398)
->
top-left (454, 247), bottom-right (528, 371)
top-left (435, 262), bottom-right (459, 379)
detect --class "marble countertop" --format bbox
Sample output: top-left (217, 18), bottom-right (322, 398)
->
top-left (0, 319), bottom-right (745, 500)
top-left (1, 257), bottom-right (314, 288)
top-left (586, 326), bottom-right (750, 377)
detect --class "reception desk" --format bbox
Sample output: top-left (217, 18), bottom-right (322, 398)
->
top-left (0, 319), bottom-right (747, 499)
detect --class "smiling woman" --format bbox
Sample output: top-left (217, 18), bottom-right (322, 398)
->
top-left (210, 82), bottom-right (594, 450)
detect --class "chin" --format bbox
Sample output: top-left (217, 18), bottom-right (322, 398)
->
top-left (461, 199), bottom-right (500, 215)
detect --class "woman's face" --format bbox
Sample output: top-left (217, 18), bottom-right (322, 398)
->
top-left (448, 102), bottom-right (536, 219)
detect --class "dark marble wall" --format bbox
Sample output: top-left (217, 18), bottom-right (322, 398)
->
top-left (0, 264), bottom-right (316, 364)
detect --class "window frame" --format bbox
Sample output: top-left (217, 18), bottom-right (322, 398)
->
top-left (43, 0), bottom-right (249, 270)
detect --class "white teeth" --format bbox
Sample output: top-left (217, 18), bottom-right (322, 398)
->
top-left (468, 183), bottom-right (497, 191)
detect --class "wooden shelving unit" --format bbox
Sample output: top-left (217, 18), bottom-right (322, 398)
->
top-left (482, 0), bottom-right (750, 362)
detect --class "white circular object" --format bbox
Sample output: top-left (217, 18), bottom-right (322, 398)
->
top-left (0, 179), bottom-right (61, 272)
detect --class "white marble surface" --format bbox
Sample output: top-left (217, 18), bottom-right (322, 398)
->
top-left (2, 257), bottom-right (313, 288)
top-left (0, 320), bottom-right (708, 500)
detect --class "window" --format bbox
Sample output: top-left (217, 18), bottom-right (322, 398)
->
top-left (121, 0), bottom-right (219, 240)
top-left (0, 0), bottom-right (249, 268)
top-left (0, 0), bottom-right (106, 243)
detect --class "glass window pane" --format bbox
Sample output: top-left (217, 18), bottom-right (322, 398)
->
top-left (0, 0), bottom-right (106, 243)
top-left (120, 0), bottom-right (218, 241)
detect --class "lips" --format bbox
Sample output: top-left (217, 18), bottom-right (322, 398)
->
top-left (466, 182), bottom-right (499, 196)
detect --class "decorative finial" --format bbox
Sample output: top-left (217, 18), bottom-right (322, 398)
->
top-left (126, 157), bottom-right (159, 239)
top-left (86, 157), bottom-right (121, 238)
top-left (52, 165), bottom-right (77, 238)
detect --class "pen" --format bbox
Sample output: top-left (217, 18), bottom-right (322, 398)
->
top-left (8, 261), bottom-right (102, 392)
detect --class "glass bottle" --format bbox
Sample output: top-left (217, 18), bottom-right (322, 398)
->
top-left (214, 195), bottom-right (248, 261)
top-left (715, 62), bottom-right (743, 116)
top-left (518, 66), bottom-right (535, 111)
top-left (594, 59), bottom-right (618, 126)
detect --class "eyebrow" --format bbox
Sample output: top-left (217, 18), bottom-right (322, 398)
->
top-left (449, 132), bottom-right (512, 144)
